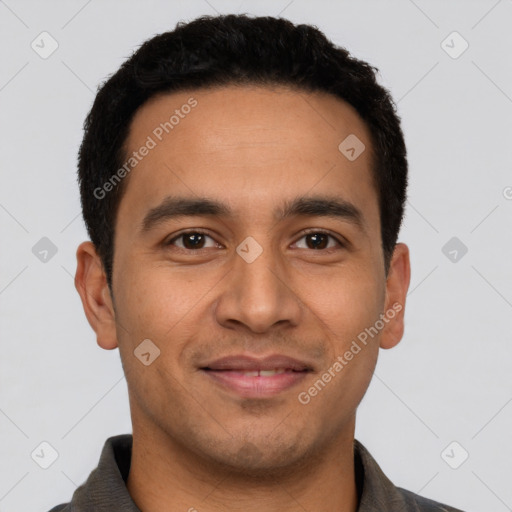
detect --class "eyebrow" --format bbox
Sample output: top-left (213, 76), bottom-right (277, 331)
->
top-left (140, 194), bottom-right (366, 234)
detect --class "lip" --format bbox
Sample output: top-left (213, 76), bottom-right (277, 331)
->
top-left (200, 354), bottom-right (313, 398)
top-left (202, 354), bottom-right (314, 372)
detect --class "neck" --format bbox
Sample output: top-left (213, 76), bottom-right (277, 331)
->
top-left (126, 422), bottom-right (359, 512)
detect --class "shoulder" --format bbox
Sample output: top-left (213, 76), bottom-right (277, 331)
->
top-left (354, 439), bottom-right (466, 512)
top-left (396, 485), bottom-right (466, 511)
top-left (47, 505), bottom-right (69, 512)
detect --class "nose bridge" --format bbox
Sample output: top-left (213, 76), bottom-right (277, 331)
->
top-left (238, 238), bottom-right (281, 294)
top-left (236, 235), bottom-right (284, 307)
top-left (215, 234), bottom-right (301, 333)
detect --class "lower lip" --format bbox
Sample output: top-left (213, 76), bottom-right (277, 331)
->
top-left (201, 370), bottom-right (308, 398)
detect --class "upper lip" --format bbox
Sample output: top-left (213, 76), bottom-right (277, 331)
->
top-left (201, 354), bottom-right (314, 372)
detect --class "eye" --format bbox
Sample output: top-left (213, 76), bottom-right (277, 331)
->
top-left (166, 230), bottom-right (220, 251)
top-left (165, 229), bottom-right (345, 252)
top-left (293, 230), bottom-right (344, 251)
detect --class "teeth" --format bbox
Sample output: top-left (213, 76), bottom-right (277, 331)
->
top-left (242, 371), bottom-right (259, 377)
top-left (259, 369), bottom-right (286, 376)
top-left (240, 369), bottom-right (288, 377)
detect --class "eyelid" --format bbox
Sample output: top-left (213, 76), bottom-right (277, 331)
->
top-left (165, 228), bottom-right (347, 251)
top-left (165, 229), bottom-right (219, 248)
top-left (297, 227), bottom-right (346, 248)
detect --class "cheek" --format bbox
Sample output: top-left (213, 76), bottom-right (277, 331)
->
top-left (113, 262), bottom-right (218, 388)
top-left (113, 269), bottom-right (197, 403)
top-left (300, 266), bottom-right (384, 339)
top-left (299, 273), bottom-right (381, 414)
top-left (114, 259), bottom-right (204, 335)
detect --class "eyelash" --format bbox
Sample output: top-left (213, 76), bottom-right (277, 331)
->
top-left (165, 228), bottom-right (345, 252)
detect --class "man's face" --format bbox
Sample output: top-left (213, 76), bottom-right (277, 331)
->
top-left (85, 85), bottom-right (407, 473)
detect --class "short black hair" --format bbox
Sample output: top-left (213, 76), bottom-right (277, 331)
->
top-left (78, 13), bottom-right (408, 291)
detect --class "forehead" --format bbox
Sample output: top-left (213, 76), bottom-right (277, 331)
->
top-left (117, 84), bottom-right (378, 233)
top-left (127, 84), bottom-right (372, 160)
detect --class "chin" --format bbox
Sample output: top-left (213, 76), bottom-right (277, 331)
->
top-left (197, 433), bottom-right (318, 479)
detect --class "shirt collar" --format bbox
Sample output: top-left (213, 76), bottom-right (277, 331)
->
top-left (63, 434), bottom-right (424, 511)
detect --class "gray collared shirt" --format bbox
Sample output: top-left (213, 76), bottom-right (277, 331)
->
top-left (48, 434), bottom-right (465, 511)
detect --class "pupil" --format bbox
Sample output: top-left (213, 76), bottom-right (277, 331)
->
top-left (184, 233), bottom-right (204, 249)
top-left (308, 233), bottom-right (327, 250)
top-left (180, 233), bottom-right (327, 250)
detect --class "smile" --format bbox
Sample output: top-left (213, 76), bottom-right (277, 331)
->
top-left (201, 367), bottom-right (310, 398)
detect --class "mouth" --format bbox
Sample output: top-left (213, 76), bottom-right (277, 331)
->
top-left (200, 354), bottom-right (313, 398)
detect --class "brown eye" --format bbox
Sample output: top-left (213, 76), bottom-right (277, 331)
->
top-left (167, 231), bottom-right (218, 250)
top-left (294, 231), bottom-right (344, 251)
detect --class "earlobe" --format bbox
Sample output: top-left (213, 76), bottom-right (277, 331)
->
top-left (74, 241), bottom-right (119, 350)
top-left (379, 242), bottom-right (411, 350)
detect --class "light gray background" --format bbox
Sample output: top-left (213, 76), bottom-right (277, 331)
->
top-left (1, 1), bottom-right (511, 511)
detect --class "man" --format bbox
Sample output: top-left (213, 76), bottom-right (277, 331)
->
top-left (49, 13), bottom-right (465, 512)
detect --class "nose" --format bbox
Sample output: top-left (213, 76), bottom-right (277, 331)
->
top-left (214, 240), bottom-right (302, 334)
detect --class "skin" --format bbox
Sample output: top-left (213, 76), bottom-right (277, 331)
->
top-left (75, 84), bottom-right (410, 512)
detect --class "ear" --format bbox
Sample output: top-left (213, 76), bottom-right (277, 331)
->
top-left (74, 241), bottom-right (118, 350)
top-left (379, 242), bottom-right (411, 350)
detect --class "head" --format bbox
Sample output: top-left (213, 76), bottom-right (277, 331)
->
top-left (75, 14), bottom-right (410, 475)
